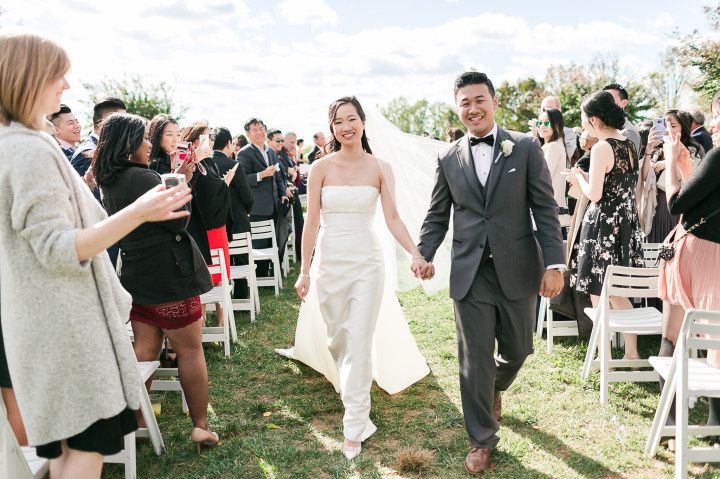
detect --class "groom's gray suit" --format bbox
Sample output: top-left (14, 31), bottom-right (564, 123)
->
top-left (418, 125), bottom-right (564, 448)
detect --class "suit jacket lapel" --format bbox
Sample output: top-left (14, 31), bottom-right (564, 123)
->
top-left (485, 127), bottom-right (510, 205)
top-left (456, 139), bottom-right (486, 206)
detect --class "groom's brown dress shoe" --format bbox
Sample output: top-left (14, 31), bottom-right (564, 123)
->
top-left (464, 447), bottom-right (492, 475)
top-left (492, 392), bottom-right (502, 423)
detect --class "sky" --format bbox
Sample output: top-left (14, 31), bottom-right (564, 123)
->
top-left (0, 0), bottom-right (715, 138)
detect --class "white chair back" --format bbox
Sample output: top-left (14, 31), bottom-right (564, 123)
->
top-left (642, 243), bottom-right (661, 268)
top-left (250, 220), bottom-right (277, 243)
top-left (602, 265), bottom-right (660, 299)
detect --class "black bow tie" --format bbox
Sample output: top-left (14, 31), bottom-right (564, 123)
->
top-left (469, 135), bottom-right (494, 147)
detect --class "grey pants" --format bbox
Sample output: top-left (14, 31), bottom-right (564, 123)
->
top-left (454, 259), bottom-right (535, 448)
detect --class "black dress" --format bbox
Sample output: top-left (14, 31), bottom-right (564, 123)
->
top-left (571, 138), bottom-right (644, 295)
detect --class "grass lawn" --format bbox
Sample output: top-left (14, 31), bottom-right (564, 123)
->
top-left (105, 271), bottom-right (720, 478)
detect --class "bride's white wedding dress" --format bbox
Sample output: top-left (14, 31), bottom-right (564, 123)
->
top-left (276, 184), bottom-right (429, 442)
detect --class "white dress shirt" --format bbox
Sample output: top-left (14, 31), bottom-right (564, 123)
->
top-left (469, 123), bottom-right (497, 186)
top-left (253, 143), bottom-right (272, 182)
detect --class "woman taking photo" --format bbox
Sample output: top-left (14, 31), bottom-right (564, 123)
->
top-left (94, 113), bottom-right (219, 451)
top-left (656, 92), bottom-right (720, 442)
top-left (0, 32), bottom-right (191, 478)
top-left (535, 108), bottom-right (571, 230)
top-left (566, 90), bottom-right (645, 362)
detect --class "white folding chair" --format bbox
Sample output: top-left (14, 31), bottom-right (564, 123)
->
top-left (645, 309), bottom-right (720, 478)
top-left (642, 242), bottom-right (662, 268)
top-left (250, 220), bottom-right (282, 295)
top-left (229, 232), bottom-right (260, 322)
top-left (581, 265), bottom-right (663, 404)
top-left (199, 248), bottom-right (235, 356)
top-left (104, 361), bottom-right (164, 479)
top-left (1, 401), bottom-right (48, 479)
top-left (536, 296), bottom-right (579, 354)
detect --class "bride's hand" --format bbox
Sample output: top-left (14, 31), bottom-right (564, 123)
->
top-left (411, 257), bottom-right (426, 279)
top-left (294, 274), bottom-right (310, 301)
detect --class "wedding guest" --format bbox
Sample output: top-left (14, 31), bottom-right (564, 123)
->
top-left (283, 131), bottom-right (305, 261)
top-left (297, 138), bottom-right (306, 162)
top-left (566, 90), bottom-right (644, 362)
top-left (268, 128), bottom-right (294, 265)
top-left (48, 103), bottom-right (80, 160)
top-left (535, 108), bottom-right (570, 229)
top-left (233, 134), bottom-right (248, 160)
top-left (71, 97), bottom-right (126, 182)
top-left (603, 83), bottom-right (641, 158)
top-left (642, 110), bottom-right (703, 243)
top-left (180, 121), bottom-right (234, 286)
top-left (656, 102), bottom-right (720, 442)
top-left (308, 131), bottom-right (326, 163)
top-left (237, 117), bottom-right (286, 278)
top-left (94, 112), bottom-right (218, 451)
top-left (445, 127), bottom-right (465, 142)
top-left (690, 108), bottom-right (714, 155)
top-left (540, 96), bottom-right (577, 159)
top-left (212, 127), bottom-right (253, 299)
top-left (0, 32), bottom-right (191, 478)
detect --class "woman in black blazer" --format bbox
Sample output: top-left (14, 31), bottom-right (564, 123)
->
top-left (94, 113), bottom-right (219, 450)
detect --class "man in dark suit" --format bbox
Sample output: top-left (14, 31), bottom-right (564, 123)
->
top-left (267, 128), bottom-right (295, 266)
top-left (418, 72), bottom-right (565, 475)
top-left (307, 131), bottom-right (326, 163)
top-left (236, 118), bottom-right (287, 277)
top-left (212, 127), bottom-right (253, 298)
top-left (48, 104), bottom-right (81, 161)
top-left (690, 109), bottom-right (714, 155)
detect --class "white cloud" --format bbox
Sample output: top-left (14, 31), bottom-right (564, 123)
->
top-left (278, 0), bottom-right (338, 26)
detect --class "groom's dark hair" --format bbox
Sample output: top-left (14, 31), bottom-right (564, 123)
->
top-left (454, 71), bottom-right (495, 98)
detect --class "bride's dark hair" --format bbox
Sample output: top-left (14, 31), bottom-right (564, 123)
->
top-left (327, 96), bottom-right (372, 154)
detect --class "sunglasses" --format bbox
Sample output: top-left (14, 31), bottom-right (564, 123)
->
top-left (536, 121), bottom-right (551, 127)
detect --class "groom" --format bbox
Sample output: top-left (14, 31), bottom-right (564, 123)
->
top-left (418, 71), bottom-right (565, 474)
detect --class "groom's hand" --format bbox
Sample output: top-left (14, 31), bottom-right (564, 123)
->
top-left (539, 269), bottom-right (563, 298)
top-left (421, 262), bottom-right (435, 280)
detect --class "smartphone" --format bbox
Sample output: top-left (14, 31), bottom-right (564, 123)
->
top-left (199, 134), bottom-right (210, 149)
top-left (653, 117), bottom-right (666, 137)
top-left (161, 173), bottom-right (186, 188)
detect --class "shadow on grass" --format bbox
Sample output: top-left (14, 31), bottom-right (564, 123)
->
top-left (503, 416), bottom-right (622, 479)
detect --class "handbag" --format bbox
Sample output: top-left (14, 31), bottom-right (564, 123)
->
top-left (658, 205), bottom-right (720, 262)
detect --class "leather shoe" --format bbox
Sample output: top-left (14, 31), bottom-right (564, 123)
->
top-left (464, 447), bottom-right (492, 475)
top-left (492, 392), bottom-right (502, 424)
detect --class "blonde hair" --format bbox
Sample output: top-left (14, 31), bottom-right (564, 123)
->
top-left (0, 32), bottom-right (70, 130)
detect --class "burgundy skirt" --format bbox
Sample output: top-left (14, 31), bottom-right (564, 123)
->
top-left (130, 296), bottom-right (203, 330)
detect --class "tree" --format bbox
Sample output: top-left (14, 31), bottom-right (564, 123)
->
top-left (677, 4), bottom-right (720, 102)
top-left (380, 97), bottom-right (462, 139)
top-left (494, 77), bottom-right (546, 132)
top-left (647, 47), bottom-right (694, 114)
top-left (83, 75), bottom-right (187, 121)
top-left (544, 54), bottom-right (656, 126)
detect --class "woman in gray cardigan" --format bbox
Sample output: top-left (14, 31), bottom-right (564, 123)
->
top-left (0, 32), bottom-right (193, 478)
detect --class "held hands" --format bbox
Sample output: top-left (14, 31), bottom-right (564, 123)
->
top-left (539, 269), bottom-right (564, 298)
top-left (411, 257), bottom-right (434, 280)
top-left (133, 184), bottom-right (192, 222)
top-left (294, 274), bottom-right (310, 301)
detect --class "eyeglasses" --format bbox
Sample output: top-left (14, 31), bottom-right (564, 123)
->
top-left (536, 121), bottom-right (551, 127)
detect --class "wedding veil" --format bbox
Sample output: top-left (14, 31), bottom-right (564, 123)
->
top-left (362, 102), bottom-right (453, 295)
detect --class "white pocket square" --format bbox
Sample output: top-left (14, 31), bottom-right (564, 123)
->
top-left (507, 168), bottom-right (517, 174)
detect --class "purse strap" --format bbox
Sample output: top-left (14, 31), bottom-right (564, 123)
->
top-left (673, 205), bottom-right (720, 243)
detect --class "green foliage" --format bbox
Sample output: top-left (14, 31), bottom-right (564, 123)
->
top-left (83, 75), bottom-right (186, 122)
top-left (380, 97), bottom-right (463, 139)
top-left (543, 55), bottom-right (656, 127)
top-left (494, 77), bottom-right (546, 132)
top-left (677, 4), bottom-right (720, 101)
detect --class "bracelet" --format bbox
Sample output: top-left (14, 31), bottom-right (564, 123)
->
top-left (411, 256), bottom-right (425, 261)
top-left (299, 273), bottom-right (310, 279)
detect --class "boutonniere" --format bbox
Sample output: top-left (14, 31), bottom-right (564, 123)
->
top-left (501, 139), bottom-right (514, 157)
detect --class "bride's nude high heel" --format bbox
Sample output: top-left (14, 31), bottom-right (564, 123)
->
top-left (191, 427), bottom-right (219, 453)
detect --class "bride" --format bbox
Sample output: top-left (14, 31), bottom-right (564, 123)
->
top-left (278, 96), bottom-right (431, 460)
